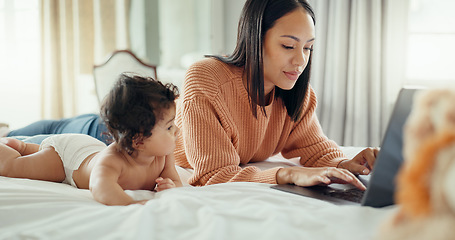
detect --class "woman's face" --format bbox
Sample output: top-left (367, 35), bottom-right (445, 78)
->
top-left (262, 8), bottom-right (315, 95)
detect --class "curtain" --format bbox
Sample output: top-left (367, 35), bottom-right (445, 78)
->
top-left (40, 0), bottom-right (131, 119)
top-left (308, 0), bottom-right (409, 147)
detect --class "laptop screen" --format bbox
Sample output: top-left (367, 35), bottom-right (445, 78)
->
top-left (362, 88), bottom-right (421, 207)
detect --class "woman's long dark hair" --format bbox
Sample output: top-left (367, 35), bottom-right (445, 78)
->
top-left (211, 0), bottom-right (315, 122)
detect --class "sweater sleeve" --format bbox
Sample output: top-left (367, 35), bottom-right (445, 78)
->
top-left (180, 96), bottom-right (280, 186)
top-left (178, 60), bottom-right (280, 186)
top-left (281, 86), bottom-right (348, 167)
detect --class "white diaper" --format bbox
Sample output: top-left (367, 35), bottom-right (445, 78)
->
top-left (39, 134), bottom-right (107, 187)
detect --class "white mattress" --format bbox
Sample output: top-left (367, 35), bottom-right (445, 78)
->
top-left (0, 147), bottom-right (396, 240)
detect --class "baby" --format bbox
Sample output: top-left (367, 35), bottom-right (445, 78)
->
top-left (0, 74), bottom-right (182, 205)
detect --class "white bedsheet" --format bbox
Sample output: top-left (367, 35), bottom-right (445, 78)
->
top-left (0, 147), bottom-right (397, 240)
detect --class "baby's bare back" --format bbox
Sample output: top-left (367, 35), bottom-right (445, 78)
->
top-left (72, 143), bottom-right (166, 191)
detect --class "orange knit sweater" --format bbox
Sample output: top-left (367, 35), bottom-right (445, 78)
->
top-left (174, 58), bottom-right (347, 186)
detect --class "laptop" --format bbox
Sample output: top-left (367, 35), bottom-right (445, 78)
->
top-left (271, 88), bottom-right (422, 207)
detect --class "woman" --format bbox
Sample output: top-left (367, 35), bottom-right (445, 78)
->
top-left (2, 114), bottom-right (110, 145)
top-left (173, 0), bottom-right (377, 188)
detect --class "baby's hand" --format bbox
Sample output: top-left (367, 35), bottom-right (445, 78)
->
top-left (155, 177), bottom-right (176, 192)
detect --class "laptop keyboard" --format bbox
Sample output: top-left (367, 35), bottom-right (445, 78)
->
top-left (309, 186), bottom-right (365, 203)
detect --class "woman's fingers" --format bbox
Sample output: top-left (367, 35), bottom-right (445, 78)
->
top-left (359, 147), bottom-right (379, 170)
top-left (283, 167), bottom-right (366, 190)
top-left (348, 162), bottom-right (370, 175)
top-left (325, 167), bottom-right (366, 190)
top-left (363, 147), bottom-right (378, 169)
top-left (341, 147), bottom-right (380, 175)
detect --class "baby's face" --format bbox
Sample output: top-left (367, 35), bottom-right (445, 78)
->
top-left (141, 105), bottom-right (179, 156)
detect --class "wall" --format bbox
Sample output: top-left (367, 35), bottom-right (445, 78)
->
top-left (129, 0), bottom-right (246, 89)
top-left (222, 0), bottom-right (245, 54)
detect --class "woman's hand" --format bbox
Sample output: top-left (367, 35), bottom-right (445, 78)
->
top-left (338, 147), bottom-right (379, 175)
top-left (155, 177), bottom-right (176, 192)
top-left (276, 166), bottom-right (366, 190)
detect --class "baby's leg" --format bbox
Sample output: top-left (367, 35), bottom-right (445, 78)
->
top-left (0, 143), bottom-right (65, 182)
top-left (0, 138), bottom-right (40, 156)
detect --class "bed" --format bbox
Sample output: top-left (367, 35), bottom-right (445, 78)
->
top-left (0, 147), bottom-right (396, 240)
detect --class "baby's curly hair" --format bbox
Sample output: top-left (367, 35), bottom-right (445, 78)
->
top-left (100, 73), bottom-right (179, 154)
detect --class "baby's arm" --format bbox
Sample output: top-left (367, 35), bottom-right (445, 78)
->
top-left (89, 160), bottom-right (141, 206)
top-left (155, 154), bottom-right (182, 191)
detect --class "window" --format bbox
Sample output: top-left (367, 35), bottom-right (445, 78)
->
top-left (405, 0), bottom-right (455, 87)
top-left (0, 0), bottom-right (41, 129)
